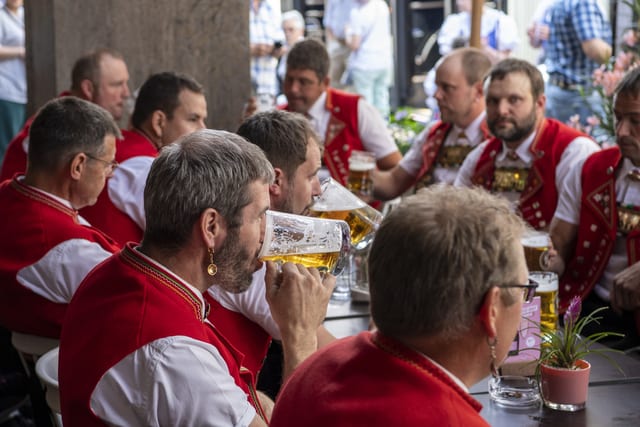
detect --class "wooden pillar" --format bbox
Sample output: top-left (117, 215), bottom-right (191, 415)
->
top-left (469, 0), bottom-right (483, 48)
top-left (25, 0), bottom-right (249, 131)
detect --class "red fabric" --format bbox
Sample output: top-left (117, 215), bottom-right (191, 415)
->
top-left (79, 130), bottom-right (157, 245)
top-left (270, 331), bottom-right (488, 427)
top-left (204, 292), bottom-right (272, 380)
top-left (0, 92), bottom-right (72, 182)
top-left (285, 88), bottom-right (363, 186)
top-left (0, 179), bottom-right (120, 338)
top-left (60, 244), bottom-right (262, 426)
top-left (471, 118), bottom-right (584, 230)
top-left (559, 147), bottom-right (640, 312)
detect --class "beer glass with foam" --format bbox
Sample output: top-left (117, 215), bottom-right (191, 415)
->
top-left (521, 230), bottom-right (551, 271)
top-left (258, 210), bottom-right (351, 276)
top-left (311, 178), bottom-right (383, 250)
top-left (530, 271), bottom-right (559, 335)
top-left (347, 150), bottom-right (375, 198)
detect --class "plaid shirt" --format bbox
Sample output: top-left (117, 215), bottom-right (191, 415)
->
top-left (250, 0), bottom-right (281, 96)
top-left (544, 0), bottom-right (611, 86)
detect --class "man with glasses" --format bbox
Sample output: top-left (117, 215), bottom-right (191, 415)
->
top-left (0, 97), bottom-right (121, 338)
top-left (79, 71), bottom-right (207, 245)
top-left (270, 185), bottom-right (530, 426)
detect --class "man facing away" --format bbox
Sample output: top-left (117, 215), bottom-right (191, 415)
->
top-left (59, 130), bottom-right (335, 426)
top-left (0, 97), bottom-right (121, 338)
top-left (0, 48), bottom-right (130, 181)
top-left (373, 47), bottom-right (491, 201)
top-left (455, 58), bottom-right (600, 230)
top-left (283, 38), bottom-right (401, 186)
top-left (548, 67), bottom-right (640, 346)
top-left (79, 71), bottom-right (207, 245)
top-left (206, 110), bottom-right (335, 393)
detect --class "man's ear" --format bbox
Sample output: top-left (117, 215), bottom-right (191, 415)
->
top-left (270, 168), bottom-right (286, 197)
top-left (200, 207), bottom-right (223, 249)
top-left (79, 79), bottom-right (95, 101)
top-left (150, 110), bottom-right (166, 139)
top-left (477, 285), bottom-right (500, 339)
top-left (69, 152), bottom-right (87, 181)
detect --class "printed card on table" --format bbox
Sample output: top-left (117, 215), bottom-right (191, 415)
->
top-left (502, 296), bottom-right (541, 375)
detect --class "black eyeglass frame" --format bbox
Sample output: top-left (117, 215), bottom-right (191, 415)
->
top-left (497, 279), bottom-right (539, 303)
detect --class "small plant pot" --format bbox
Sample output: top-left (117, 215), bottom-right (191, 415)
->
top-left (539, 359), bottom-right (591, 411)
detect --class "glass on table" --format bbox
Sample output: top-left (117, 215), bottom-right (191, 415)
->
top-left (347, 150), bottom-right (376, 198)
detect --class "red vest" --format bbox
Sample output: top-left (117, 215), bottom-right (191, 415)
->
top-left (79, 130), bottom-right (158, 245)
top-left (204, 291), bottom-right (272, 379)
top-left (60, 244), bottom-right (266, 426)
top-left (285, 88), bottom-right (363, 185)
top-left (0, 179), bottom-right (120, 338)
top-left (270, 331), bottom-right (487, 427)
top-left (471, 118), bottom-right (584, 229)
top-left (415, 120), bottom-right (491, 182)
top-left (559, 147), bottom-right (640, 312)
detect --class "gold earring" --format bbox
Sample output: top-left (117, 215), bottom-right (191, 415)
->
top-left (487, 336), bottom-right (499, 378)
top-left (207, 247), bottom-right (218, 276)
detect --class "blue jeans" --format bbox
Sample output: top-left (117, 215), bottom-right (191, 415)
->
top-left (545, 83), bottom-right (604, 127)
top-left (351, 68), bottom-right (391, 119)
top-left (0, 99), bottom-right (26, 163)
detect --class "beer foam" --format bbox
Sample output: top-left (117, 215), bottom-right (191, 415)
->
top-left (314, 191), bottom-right (366, 211)
top-left (349, 160), bottom-right (375, 172)
top-left (529, 272), bottom-right (558, 292)
top-left (521, 234), bottom-right (549, 247)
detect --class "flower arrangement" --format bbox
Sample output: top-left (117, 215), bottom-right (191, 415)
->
top-left (538, 296), bottom-right (624, 370)
top-left (388, 107), bottom-right (431, 154)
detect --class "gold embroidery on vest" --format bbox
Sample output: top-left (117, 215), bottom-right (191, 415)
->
top-left (492, 167), bottom-right (529, 193)
top-left (617, 204), bottom-right (640, 235)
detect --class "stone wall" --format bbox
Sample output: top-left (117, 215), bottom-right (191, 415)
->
top-left (25, 0), bottom-right (249, 131)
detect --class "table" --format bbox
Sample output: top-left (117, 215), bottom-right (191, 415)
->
top-left (322, 305), bottom-right (640, 426)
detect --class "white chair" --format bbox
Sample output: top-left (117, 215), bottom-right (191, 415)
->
top-left (35, 347), bottom-right (62, 427)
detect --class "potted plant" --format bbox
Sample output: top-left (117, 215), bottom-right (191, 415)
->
top-left (537, 296), bottom-right (624, 411)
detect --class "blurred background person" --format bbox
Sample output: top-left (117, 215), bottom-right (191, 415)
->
top-left (344, 0), bottom-right (392, 119)
top-left (437, 0), bottom-right (519, 64)
top-left (544, 0), bottom-right (611, 126)
top-left (324, 0), bottom-right (356, 90)
top-left (526, 0), bottom-right (554, 65)
top-left (277, 9), bottom-right (305, 100)
top-left (250, 0), bottom-right (284, 101)
top-left (270, 185), bottom-right (529, 426)
top-left (0, 0), bottom-right (25, 162)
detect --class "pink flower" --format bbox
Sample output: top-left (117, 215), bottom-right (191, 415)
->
top-left (564, 296), bottom-right (581, 330)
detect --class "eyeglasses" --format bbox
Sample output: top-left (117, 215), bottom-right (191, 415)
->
top-left (85, 153), bottom-right (119, 172)
top-left (497, 279), bottom-right (539, 303)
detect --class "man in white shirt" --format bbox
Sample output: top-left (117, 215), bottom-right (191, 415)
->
top-left (324, 0), bottom-right (357, 89)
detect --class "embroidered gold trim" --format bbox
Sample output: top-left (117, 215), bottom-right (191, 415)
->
top-left (437, 145), bottom-right (474, 168)
top-left (492, 167), bottom-right (529, 193)
top-left (618, 204), bottom-right (640, 235)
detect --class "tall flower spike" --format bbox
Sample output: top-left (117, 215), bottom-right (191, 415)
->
top-left (564, 296), bottom-right (581, 330)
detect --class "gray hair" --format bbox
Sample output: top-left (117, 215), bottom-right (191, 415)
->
top-left (143, 129), bottom-right (275, 251)
top-left (369, 185), bottom-right (525, 340)
top-left (282, 10), bottom-right (305, 30)
top-left (28, 97), bottom-right (121, 172)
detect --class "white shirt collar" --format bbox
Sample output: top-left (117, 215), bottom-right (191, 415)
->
top-left (460, 111), bottom-right (487, 144)
top-left (496, 130), bottom-right (537, 163)
top-left (307, 91), bottom-right (327, 123)
top-left (422, 354), bottom-right (469, 393)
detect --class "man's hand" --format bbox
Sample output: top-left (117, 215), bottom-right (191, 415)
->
top-left (612, 262), bottom-right (640, 313)
top-left (250, 43), bottom-right (274, 57)
top-left (264, 261), bottom-right (335, 379)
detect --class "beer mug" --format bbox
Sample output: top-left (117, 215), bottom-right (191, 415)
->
top-left (258, 210), bottom-right (351, 276)
top-left (311, 178), bottom-right (383, 250)
top-left (347, 150), bottom-right (375, 198)
top-left (521, 230), bottom-right (551, 271)
top-left (530, 271), bottom-right (559, 335)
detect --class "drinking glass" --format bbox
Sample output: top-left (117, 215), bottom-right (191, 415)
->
top-left (258, 210), bottom-right (351, 276)
top-left (347, 150), bottom-right (375, 198)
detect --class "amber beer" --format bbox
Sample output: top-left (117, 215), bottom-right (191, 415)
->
top-left (521, 231), bottom-right (551, 271)
top-left (530, 271), bottom-right (559, 334)
top-left (347, 150), bottom-right (375, 197)
top-left (311, 205), bottom-right (381, 249)
top-left (260, 251), bottom-right (342, 273)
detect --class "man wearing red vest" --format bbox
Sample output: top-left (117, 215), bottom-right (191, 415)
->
top-left (549, 67), bottom-right (640, 349)
top-left (0, 97), bottom-right (121, 338)
top-left (60, 130), bottom-right (335, 426)
top-left (206, 110), bottom-right (336, 396)
top-left (79, 72), bottom-right (207, 245)
top-left (373, 47), bottom-right (492, 201)
top-left (455, 58), bottom-right (599, 230)
top-left (282, 39), bottom-right (401, 186)
top-left (0, 48), bottom-right (130, 182)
